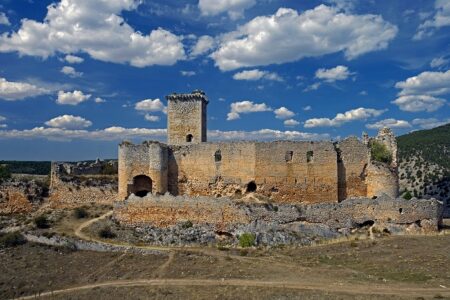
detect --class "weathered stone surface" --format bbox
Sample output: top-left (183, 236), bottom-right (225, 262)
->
top-left (0, 181), bottom-right (46, 214)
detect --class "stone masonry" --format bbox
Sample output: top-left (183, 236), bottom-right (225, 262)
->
top-left (118, 90), bottom-right (399, 204)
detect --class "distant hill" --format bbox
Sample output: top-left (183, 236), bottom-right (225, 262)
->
top-left (0, 161), bottom-right (51, 175)
top-left (397, 123), bottom-right (450, 203)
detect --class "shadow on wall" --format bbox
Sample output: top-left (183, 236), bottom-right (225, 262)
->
top-left (132, 175), bottom-right (152, 197)
top-left (168, 148), bottom-right (179, 196)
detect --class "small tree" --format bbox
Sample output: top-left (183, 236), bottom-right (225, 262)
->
top-left (370, 141), bottom-right (392, 164)
top-left (34, 215), bottom-right (50, 229)
top-left (239, 233), bottom-right (256, 248)
top-left (403, 191), bottom-right (412, 200)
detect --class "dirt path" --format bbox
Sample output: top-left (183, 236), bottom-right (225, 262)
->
top-left (74, 210), bottom-right (113, 241)
top-left (13, 278), bottom-right (450, 300)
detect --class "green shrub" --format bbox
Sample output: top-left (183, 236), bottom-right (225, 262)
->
top-left (181, 220), bottom-right (193, 229)
top-left (0, 231), bottom-right (26, 248)
top-left (0, 165), bottom-right (11, 183)
top-left (403, 191), bottom-right (413, 200)
top-left (99, 226), bottom-right (116, 239)
top-left (34, 215), bottom-right (50, 229)
top-left (239, 233), bottom-right (256, 248)
top-left (73, 207), bottom-right (88, 219)
top-left (370, 141), bottom-right (392, 164)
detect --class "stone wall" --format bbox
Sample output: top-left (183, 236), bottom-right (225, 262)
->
top-left (0, 184), bottom-right (34, 214)
top-left (50, 163), bottom-right (117, 208)
top-left (166, 91), bottom-right (208, 145)
top-left (114, 194), bottom-right (443, 234)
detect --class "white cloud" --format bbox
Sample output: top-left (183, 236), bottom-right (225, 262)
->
top-left (0, 124), bottom-right (7, 129)
top-left (415, 0), bottom-right (450, 40)
top-left (392, 70), bottom-right (449, 112)
top-left (211, 5), bottom-right (397, 71)
top-left (94, 97), bottom-right (106, 103)
top-left (227, 101), bottom-right (272, 120)
top-left (303, 105), bottom-right (312, 111)
top-left (0, 12), bottom-right (10, 26)
top-left (0, 115), bottom-right (5, 122)
top-left (366, 118), bottom-right (411, 130)
top-left (61, 66), bottom-right (83, 78)
top-left (284, 119), bottom-right (300, 127)
top-left (180, 70), bottom-right (196, 77)
top-left (303, 83), bottom-right (321, 92)
top-left (135, 98), bottom-right (166, 112)
top-left (391, 95), bottom-right (446, 112)
top-left (304, 107), bottom-right (386, 128)
top-left (315, 65), bottom-right (353, 82)
top-left (56, 90), bottom-right (91, 105)
top-left (190, 35), bottom-right (215, 57)
top-left (360, 90), bottom-right (368, 96)
top-left (45, 115), bottom-right (92, 129)
top-left (0, 126), bottom-right (167, 141)
top-left (412, 118), bottom-right (450, 129)
top-left (274, 107), bottom-right (295, 119)
top-left (198, 0), bottom-right (256, 19)
top-left (395, 70), bottom-right (450, 96)
top-left (64, 54), bottom-right (84, 64)
top-left (0, 77), bottom-right (50, 101)
top-left (0, 0), bottom-right (185, 67)
top-left (144, 114), bottom-right (160, 122)
top-left (208, 129), bottom-right (329, 141)
top-left (233, 69), bottom-right (283, 81)
top-left (430, 56), bottom-right (448, 68)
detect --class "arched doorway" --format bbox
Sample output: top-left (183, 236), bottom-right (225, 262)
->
top-left (133, 175), bottom-right (152, 197)
top-left (186, 134), bottom-right (193, 142)
top-left (246, 181), bottom-right (257, 193)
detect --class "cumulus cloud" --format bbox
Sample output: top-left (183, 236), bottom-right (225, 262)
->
top-left (61, 66), bottom-right (83, 78)
top-left (144, 114), bottom-right (160, 122)
top-left (366, 118), bottom-right (411, 130)
top-left (392, 70), bottom-right (449, 112)
top-left (64, 54), bottom-right (84, 64)
top-left (315, 65), bottom-right (353, 82)
top-left (211, 5), bottom-right (397, 70)
top-left (412, 118), bottom-right (450, 129)
top-left (414, 0), bottom-right (450, 40)
top-left (0, 12), bottom-right (10, 26)
top-left (284, 119), bottom-right (300, 127)
top-left (198, 0), bottom-right (256, 19)
top-left (304, 107), bottom-right (386, 128)
top-left (135, 98), bottom-right (166, 113)
top-left (0, 115), bottom-right (5, 122)
top-left (0, 126), bottom-right (330, 142)
top-left (0, 0), bottom-right (185, 67)
top-left (303, 83), bottom-right (321, 92)
top-left (303, 105), bottom-right (312, 111)
top-left (180, 70), bottom-right (196, 77)
top-left (227, 101), bottom-right (272, 120)
top-left (391, 95), bottom-right (446, 112)
top-left (208, 129), bottom-right (329, 141)
top-left (56, 90), bottom-right (91, 105)
top-left (190, 35), bottom-right (215, 57)
top-left (274, 107), bottom-right (295, 119)
top-left (0, 77), bottom-right (50, 101)
top-left (233, 69), bottom-right (283, 81)
top-left (45, 115), bottom-right (92, 129)
top-left (0, 124), bottom-right (7, 129)
top-left (0, 126), bottom-right (167, 141)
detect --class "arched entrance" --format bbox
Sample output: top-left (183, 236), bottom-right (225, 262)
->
top-left (246, 181), bottom-right (257, 193)
top-left (132, 175), bottom-right (152, 197)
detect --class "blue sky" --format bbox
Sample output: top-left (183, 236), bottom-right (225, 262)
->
top-left (0, 0), bottom-right (449, 160)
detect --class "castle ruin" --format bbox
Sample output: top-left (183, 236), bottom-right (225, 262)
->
top-left (118, 90), bottom-right (399, 204)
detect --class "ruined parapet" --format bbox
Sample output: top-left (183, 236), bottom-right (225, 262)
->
top-left (118, 141), bottom-right (168, 200)
top-left (366, 127), bottom-right (399, 198)
top-left (336, 137), bottom-right (369, 200)
top-left (166, 90), bottom-right (208, 145)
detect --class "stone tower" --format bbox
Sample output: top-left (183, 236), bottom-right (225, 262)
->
top-left (166, 90), bottom-right (208, 145)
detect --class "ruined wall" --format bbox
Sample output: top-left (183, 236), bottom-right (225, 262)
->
top-left (50, 162), bottom-right (117, 208)
top-left (168, 142), bottom-right (255, 197)
top-left (166, 91), bottom-right (208, 145)
top-left (0, 185), bottom-right (34, 214)
top-left (254, 141), bottom-right (337, 203)
top-left (114, 194), bottom-right (249, 228)
top-left (114, 194), bottom-right (443, 233)
top-left (366, 163), bottom-right (399, 198)
top-left (118, 141), bottom-right (168, 200)
top-left (337, 137), bottom-right (369, 200)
